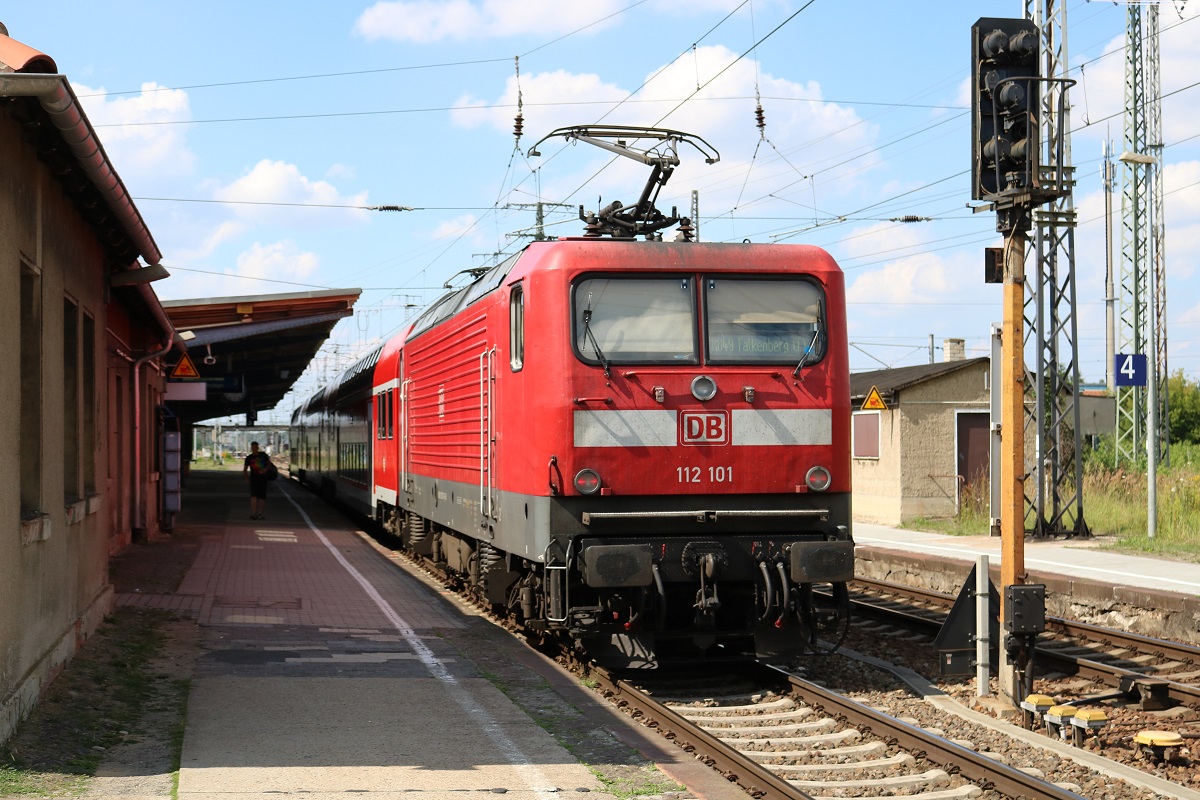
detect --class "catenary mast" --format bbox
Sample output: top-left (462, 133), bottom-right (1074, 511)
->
top-left (1023, 0), bottom-right (1087, 537)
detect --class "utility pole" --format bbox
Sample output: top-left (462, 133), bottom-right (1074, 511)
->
top-left (1103, 140), bottom-right (1117, 393)
top-left (999, 226), bottom-right (1027, 703)
top-left (691, 190), bottom-right (700, 242)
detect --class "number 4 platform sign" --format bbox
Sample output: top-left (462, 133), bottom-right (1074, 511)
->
top-left (1114, 354), bottom-right (1147, 387)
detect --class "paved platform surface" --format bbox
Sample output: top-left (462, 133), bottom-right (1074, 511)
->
top-left (854, 521), bottom-right (1200, 596)
top-left (119, 470), bottom-right (745, 800)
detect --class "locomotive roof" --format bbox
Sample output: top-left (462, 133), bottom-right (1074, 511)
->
top-left (404, 239), bottom-right (840, 344)
top-left (407, 251), bottom-right (519, 339)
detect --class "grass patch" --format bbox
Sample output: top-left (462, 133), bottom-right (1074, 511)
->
top-left (1083, 442), bottom-right (1200, 560)
top-left (900, 440), bottom-right (1200, 560)
top-left (592, 766), bottom-right (684, 800)
top-left (0, 607), bottom-right (191, 799)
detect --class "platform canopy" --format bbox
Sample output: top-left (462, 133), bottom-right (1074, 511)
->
top-left (161, 289), bottom-right (361, 427)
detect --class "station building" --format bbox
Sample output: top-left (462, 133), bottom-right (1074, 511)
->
top-left (0, 25), bottom-right (182, 743)
top-left (0, 25), bottom-right (361, 746)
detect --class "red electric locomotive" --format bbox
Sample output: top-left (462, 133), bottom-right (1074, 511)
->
top-left (291, 128), bottom-right (854, 667)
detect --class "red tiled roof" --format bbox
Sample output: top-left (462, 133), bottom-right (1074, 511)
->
top-left (0, 32), bottom-right (57, 74)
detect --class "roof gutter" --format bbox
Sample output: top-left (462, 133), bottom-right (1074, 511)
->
top-left (0, 72), bottom-right (163, 265)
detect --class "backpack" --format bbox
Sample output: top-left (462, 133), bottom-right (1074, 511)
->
top-left (265, 459), bottom-right (279, 481)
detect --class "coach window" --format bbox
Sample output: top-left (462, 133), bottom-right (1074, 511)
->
top-left (572, 277), bottom-right (697, 364)
top-left (386, 389), bottom-right (394, 439)
top-left (852, 411), bottom-right (881, 459)
top-left (510, 283), bottom-right (524, 371)
top-left (705, 278), bottom-right (825, 365)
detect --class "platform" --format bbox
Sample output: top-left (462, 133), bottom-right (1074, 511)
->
top-left (117, 469), bottom-right (745, 800)
top-left (855, 521), bottom-right (1200, 596)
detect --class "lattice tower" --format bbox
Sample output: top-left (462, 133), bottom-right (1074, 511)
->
top-left (1117, 3), bottom-right (1170, 466)
top-left (1023, 0), bottom-right (1088, 536)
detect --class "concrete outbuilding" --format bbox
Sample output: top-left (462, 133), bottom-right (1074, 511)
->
top-left (850, 350), bottom-right (992, 526)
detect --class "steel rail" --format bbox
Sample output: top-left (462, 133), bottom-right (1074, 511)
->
top-left (765, 664), bottom-right (1089, 800)
top-left (591, 661), bottom-right (1087, 800)
top-left (850, 577), bottom-right (1200, 707)
top-left (590, 665), bottom-right (813, 800)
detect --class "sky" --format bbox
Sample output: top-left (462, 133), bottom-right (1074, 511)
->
top-left (5, 1), bottom-right (1200, 423)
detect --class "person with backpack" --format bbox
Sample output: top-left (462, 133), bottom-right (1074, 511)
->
top-left (243, 441), bottom-right (275, 520)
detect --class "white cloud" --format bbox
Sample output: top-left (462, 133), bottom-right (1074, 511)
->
top-left (214, 160), bottom-right (371, 225)
top-left (172, 221), bottom-right (248, 262)
top-left (1072, 7), bottom-right (1200, 145)
top-left (74, 81), bottom-right (195, 184)
top-left (354, 0), bottom-right (625, 43)
top-left (842, 223), bottom-right (973, 307)
top-left (235, 241), bottom-right (320, 282)
top-left (431, 214), bottom-right (479, 239)
top-left (455, 46), bottom-right (877, 224)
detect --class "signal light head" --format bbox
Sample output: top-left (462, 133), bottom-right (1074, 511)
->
top-left (997, 82), bottom-right (1025, 111)
top-left (574, 469), bottom-right (602, 495)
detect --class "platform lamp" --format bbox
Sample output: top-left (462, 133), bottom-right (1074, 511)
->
top-left (1118, 149), bottom-right (1158, 539)
top-left (109, 262), bottom-right (171, 287)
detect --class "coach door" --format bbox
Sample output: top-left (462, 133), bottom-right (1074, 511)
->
top-left (480, 347), bottom-right (498, 522)
top-left (401, 371), bottom-right (414, 501)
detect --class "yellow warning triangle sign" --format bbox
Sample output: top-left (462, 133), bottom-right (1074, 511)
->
top-left (861, 385), bottom-right (888, 411)
top-left (171, 352), bottom-right (201, 379)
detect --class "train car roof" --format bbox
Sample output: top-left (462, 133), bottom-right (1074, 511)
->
top-left (406, 251), bottom-right (520, 341)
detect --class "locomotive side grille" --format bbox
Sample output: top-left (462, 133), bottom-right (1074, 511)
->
top-left (407, 310), bottom-right (489, 473)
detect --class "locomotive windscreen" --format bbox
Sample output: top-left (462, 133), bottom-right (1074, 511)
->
top-left (705, 278), bottom-right (825, 364)
top-left (571, 275), bottom-right (826, 366)
top-left (573, 277), bottom-right (698, 364)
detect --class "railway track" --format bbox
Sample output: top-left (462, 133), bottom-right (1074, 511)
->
top-left (593, 661), bottom-right (1089, 800)
top-left (377, 541), bottom-right (1197, 799)
top-left (850, 577), bottom-right (1200, 709)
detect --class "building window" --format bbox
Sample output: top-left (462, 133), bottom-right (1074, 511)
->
top-left (64, 298), bottom-right (81, 503)
top-left (20, 263), bottom-right (42, 515)
top-left (510, 284), bottom-right (524, 371)
top-left (852, 411), bottom-right (881, 459)
top-left (83, 312), bottom-right (97, 494)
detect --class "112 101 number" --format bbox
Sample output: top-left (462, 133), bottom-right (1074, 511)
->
top-left (677, 466), bottom-right (733, 483)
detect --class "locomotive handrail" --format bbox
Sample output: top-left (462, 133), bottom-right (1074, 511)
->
top-left (582, 509), bottom-right (829, 525)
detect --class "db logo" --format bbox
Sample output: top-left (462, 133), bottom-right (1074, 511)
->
top-left (680, 411), bottom-right (729, 445)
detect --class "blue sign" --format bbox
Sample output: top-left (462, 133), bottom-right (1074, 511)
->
top-left (1114, 354), bottom-right (1147, 387)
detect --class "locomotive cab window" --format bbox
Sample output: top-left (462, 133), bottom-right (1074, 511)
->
top-left (572, 277), bottom-right (697, 365)
top-left (704, 278), bottom-right (826, 365)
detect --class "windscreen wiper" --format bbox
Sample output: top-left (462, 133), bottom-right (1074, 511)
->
top-left (792, 304), bottom-right (824, 381)
top-left (582, 294), bottom-right (612, 378)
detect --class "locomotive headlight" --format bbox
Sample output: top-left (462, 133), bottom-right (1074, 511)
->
top-left (691, 375), bottom-right (718, 402)
top-left (574, 468), bottom-right (602, 495)
top-left (805, 466), bottom-right (832, 492)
